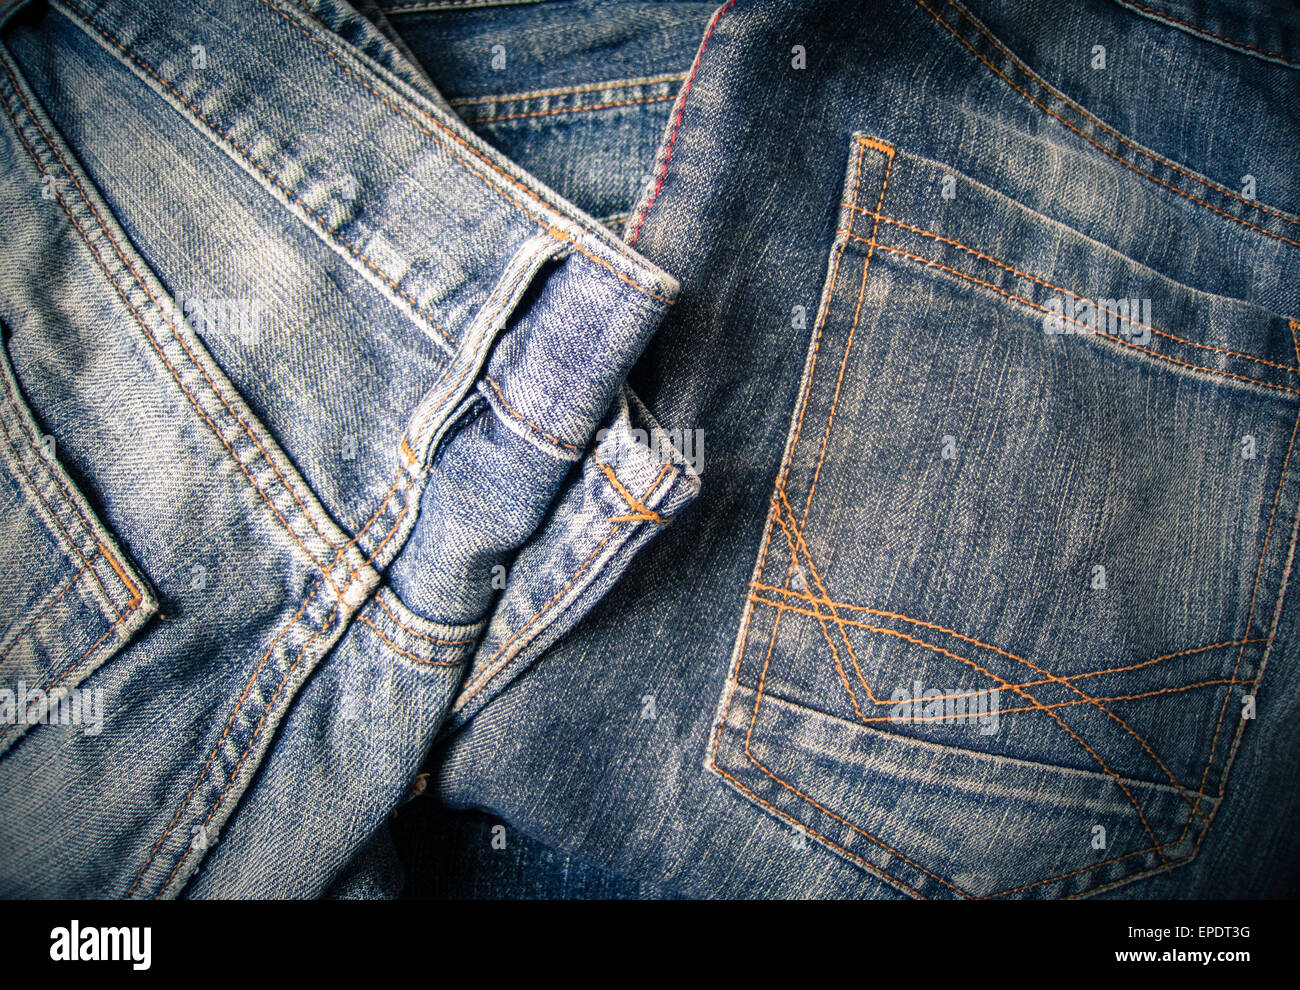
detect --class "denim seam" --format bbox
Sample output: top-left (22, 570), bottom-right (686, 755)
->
top-left (749, 588), bottom-right (1263, 705)
top-left (628, 0), bottom-right (738, 245)
top-left (840, 203), bottom-right (1299, 375)
top-left (0, 378), bottom-right (120, 614)
top-left (916, 0), bottom-right (1300, 243)
top-left (465, 92), bottom-right (678, 125)
top-left (452, 459), bottom-right (677, 709)
top-left (711, 132), bottom-right (1292, 898)
top-left (133, 468), bottom-right (420, 898)
top-left (0, 551), bottom-right (96, 665)
top-left (869, 239), bottom-right (1300, 398)
top-left (0, 51), bottom-right (367, 594)
top-left (249, 0), bottom-right (675, 301)
top-left (1114, 0), bottom-right (1300, 68)
top-left (449, 72), bottom-right (686, 108)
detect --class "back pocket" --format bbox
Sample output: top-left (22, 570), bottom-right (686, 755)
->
top-left (709, 133), bottom-right (1300, 899)
top-left (0, 328), bottom-right (156, 756)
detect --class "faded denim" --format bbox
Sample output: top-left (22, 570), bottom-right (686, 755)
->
top-left (1, 0), bottom-right (1298, 900)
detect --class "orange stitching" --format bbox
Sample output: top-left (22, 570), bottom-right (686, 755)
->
top-left (246, 0), bottom-right (673, 304)
top-left (0, 394), bottom-right (119, 613)
top-left (593, 455), bottom-right (668, 523)
top-left (466, 93), bottom-right (677, 124)
top-left (98, 541), bottom-right (142, 609)
top-left (916, 0), bottom-right (1300, 246)
top-left (159, 599), bottom-right (343, 892)
top-left (1186, 400), bottom-right (1300, 826)
top-left (840, 205), bottom-right (1299, 374)
top-left (373, 594), bottom-right (477, 645)
top-left (151, 465), bottom-right (421, 895)
top-left (742, 608), bottom-right (976, 898)
top-left (709, 761), bottom-right (928, 897)
top-left (773, 502), bottom-right (1177, 872)
top-left (800, 140), bottom-right (895, 529)
top-left (484, 376), bottom-right (582, 452)
top-left (126, 466), bottom-right (415, 896)
top-left (771, 493), bottom-right (1199, 817)
top-left (449, 74), bottom-right (685, 108)
top-left (0, 66), bottom-right (365, 601)
top-left (0, 552), bottom-right (96, 666)
top-left (1118, 0), bottom-right (1300, 69)
top-left (959, 0), bottom-right (1300, 216)
top-left (744, 138), bottom-right (878, 704)
top-left (869, 240), bottom-right (1300, 397)
top-left (0, 59), bottom-right (354, 553)
top-left (456, 460), bottom-right (675, 704)
top-left (0, 606), bottom-right (137, 744)
top-left (753, 585), bottom-right (1265, 689)
top-left (778, 140), bottom-right (868, 497)
top-left (355, 613), bottom-right (464, 666)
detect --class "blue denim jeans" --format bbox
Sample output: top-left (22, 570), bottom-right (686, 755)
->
top-left (1, 0), bottom-right (1298, 899)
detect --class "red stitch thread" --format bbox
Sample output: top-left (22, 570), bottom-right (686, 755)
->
top-left (627, 0), bottom-right (737, 245)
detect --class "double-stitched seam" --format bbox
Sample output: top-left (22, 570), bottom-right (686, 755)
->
top-left (372, 594), bottom-right (477, 646)
top-left (755, 333), bottom-right (1300, 900)
top-left (0, 59), bottom-right (365, 600)
top-left (751, 591), bottom-right (1262, 705)
top-left (0, 609), bottom-right (138, 748)
top-left (741, 607), bottom-right (976, 898)
top-left (449, 73), bottom-right (686, 108)
top-left (750, 137), bottom-right (882, 721)
top-left (869, 239), bottom-right (1300, 397)
top-left (0, 551), bottom-right (102, 745)
top-left (705, 135), bottom-right (965, 898)
top-left (628, 0), bottom-right (737, 245)
top-left (0, 371), bottom-right (119, 612)
top-left (755, 583), bottom-right (1268, 691)
top-left (840, 204), bottom-right (1299, 374)
top-left (799, 139), bottom-right (895, 531)
top-left (356, 613), bottom-right (464, 666)
top-left (955, 0), bottom-right (1300, 215)
top-left (245, 0), bottom-right (673, 304)
top-left (0, 551), bottom-right (96, 666)
top-left (914, 0), bottom-right (1300, 247)
top-left (593, 455), bottom-right (668, 523)
top-left (1118, 0), bottom-right (1300, 69)
top-left (57, 0), bottom-right (673, 316)
top-left (455, 459), bottom-right (675, 706)
top-left (52, 1), bottom-right (462, 353)
top-left (771, 489), bottom-right (1186, 840)
top-left (483, 376), bottom-right (582, 453)
top-left (1185, 388), bottom-right (1300, 828)
top-left (465, 93), bottom-right (678, 125)
top-left (157, 598), bottom-right (342, 893)
top-left (129, 466), bottom-right (419, 897)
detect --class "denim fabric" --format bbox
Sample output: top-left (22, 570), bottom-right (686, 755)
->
top-left (1, 0), bottom-right (1297, 901)
top-left (425, 0), bottom-right (1300, 898)
top-left (0, 0), bottom-right (697, 898)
